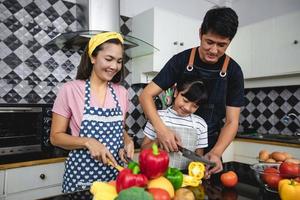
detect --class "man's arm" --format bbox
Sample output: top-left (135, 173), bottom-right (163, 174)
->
top-left (139, 82), bottom-right (179, 152)
top-left (206, 106), bottom-right (241, 174)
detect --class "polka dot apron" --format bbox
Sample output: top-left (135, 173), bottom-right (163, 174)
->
top-left (62, 80), bottom-right (124, 193)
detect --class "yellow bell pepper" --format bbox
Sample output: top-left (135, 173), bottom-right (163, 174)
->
top-left (188, 162), bottom-right (205, 180)
top-left (278, 179), bottom-right (300, 200)
top-left (182, 174), bottom-right (202, 187)
top-left (90, 181), bottom-right (118, 200)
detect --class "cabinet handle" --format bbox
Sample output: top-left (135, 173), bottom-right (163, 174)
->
top-left (173, 41), bottom-right (178, 45)
top-left (293, 40), bottom-right (298, 44)
top-left (40, 173), bottom-right (46, 180)
top-left (180, 42), bottom-right (184, 46)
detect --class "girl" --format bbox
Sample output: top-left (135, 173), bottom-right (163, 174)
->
top-left (141, 78), bottom-right (208, 169)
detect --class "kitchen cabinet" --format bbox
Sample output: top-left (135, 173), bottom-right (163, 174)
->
top-left (223, 140), bottom-right (300, 164)
top-left (228, 10), bottom-right (300, 87)
top-left (2, 162), bottom-right (64, 200)
top-left (0, 171), bottom-right (4, 197)
top-left (130, 7), bottom-right (201, 83)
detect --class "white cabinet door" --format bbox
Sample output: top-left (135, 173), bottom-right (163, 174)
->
top-left (4, 162), bottom-right (64, 200)
top-left (176, 14), bottom-right (201, 53)
top-left (152, 8), bottom-right (179, 72)
top-left (0, 171), bottom-right (4, 197)
top-left (272, 11), bottom-right (300, 75)
top-left (251, 19), bottom-right (275, 77)
top-left (228, 25), bottom-right (253, 78)
top-left (131, 7), bottom-right (201, 83)
top-left (229, 10), bottom-right (300, 83)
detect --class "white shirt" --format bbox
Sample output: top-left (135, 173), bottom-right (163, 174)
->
top-left (143, 107), bottom-right (208, 148)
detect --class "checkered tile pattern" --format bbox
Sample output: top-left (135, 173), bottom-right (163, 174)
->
top-left (0, 0), bottom-right (82, 104)
top-left (1, 0), bottom-right (299, 146)
top-left (239, 86), bottom-right (300, 135)
top-left (0, 0), bottom-right (148, 146)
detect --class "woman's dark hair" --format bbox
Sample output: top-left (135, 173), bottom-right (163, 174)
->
top-left (76, 38), bottom-right (124, 83)
top-left (176, 78), bottom-right (208, 106)
top-left (200, 6), bottom-right (238, 40)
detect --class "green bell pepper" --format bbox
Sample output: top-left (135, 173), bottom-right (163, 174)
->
top-left (164, 167), bottom-right (183, 190)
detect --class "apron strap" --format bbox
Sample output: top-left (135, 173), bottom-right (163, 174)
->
top-left (220, 55), bottom-right (230, 77)
top-left (187, 47), bottom-right (231, 78)
top-left (187, 48), bottom-right (197, 71)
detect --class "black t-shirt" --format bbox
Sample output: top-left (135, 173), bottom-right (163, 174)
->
top-left (153, 47), bottom-right (245, 108)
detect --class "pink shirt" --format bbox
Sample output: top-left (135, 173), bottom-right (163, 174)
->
top-left (52, 80), bottom-right (129, 136)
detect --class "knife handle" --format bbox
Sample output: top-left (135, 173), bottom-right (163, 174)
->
top-left (107, 159), bottom-right (124, 171)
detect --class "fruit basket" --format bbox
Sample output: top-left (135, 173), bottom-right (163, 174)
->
top-left (251, 163), bottom-right (281, 193)
top-left (250, 162), bottom-right (300, 193)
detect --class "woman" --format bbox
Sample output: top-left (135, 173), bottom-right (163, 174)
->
top-left (50, 32), bottom-right (134, 193)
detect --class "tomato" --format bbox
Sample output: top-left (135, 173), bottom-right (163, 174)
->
top-left (279, 161), bottom-right (300, 178)
top-left (148, 188), bottom-right (171, 200)
top-left (262, 167), bottom-right (282, 189)
top-left (264, 173), bottom-right (282, 189)
top-left (262, 167), bottom-right (279, 182)
top-left (220, 171), bottom-right (238, 187)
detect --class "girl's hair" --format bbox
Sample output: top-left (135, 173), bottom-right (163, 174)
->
top-left (76, 38), bottom-right (124, 83)
top-left (176, 78), bottom-right (208, 106)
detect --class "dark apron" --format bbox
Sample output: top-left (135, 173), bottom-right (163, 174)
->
top-left (182, 47), bottom-right (230, 153)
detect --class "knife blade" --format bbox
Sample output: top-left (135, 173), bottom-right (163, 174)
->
top-left (178, 145), bottom-right (216, 167)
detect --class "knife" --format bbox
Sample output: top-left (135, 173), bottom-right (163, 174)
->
top-left (178, 145), bottom-right (216, 167)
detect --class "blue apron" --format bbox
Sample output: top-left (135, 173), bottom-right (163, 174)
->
top-left (183, 47), bottom-right (230, 153)
top-left (62, 80), bottom-right (124, 193)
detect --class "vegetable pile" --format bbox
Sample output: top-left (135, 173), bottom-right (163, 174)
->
top-left (90, 143), bottom-right (207, 200)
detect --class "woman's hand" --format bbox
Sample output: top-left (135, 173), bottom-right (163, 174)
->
top-left (84, 138), bottom-right (117, 165)
top-left (204, 152), bottom-right (223, 179)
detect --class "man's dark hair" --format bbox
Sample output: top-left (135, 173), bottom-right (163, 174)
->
top-left (200, 7), bottom-right (239, 40)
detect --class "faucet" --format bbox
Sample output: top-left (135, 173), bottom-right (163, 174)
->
top-left (282, 113), bottom-right (300, 136)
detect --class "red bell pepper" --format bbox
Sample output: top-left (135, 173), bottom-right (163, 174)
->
top-left (139, 143), bottom-right (169, 179)
top-left (116, 165), bottom-right (148, 193)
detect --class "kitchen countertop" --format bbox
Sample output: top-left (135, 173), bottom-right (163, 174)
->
top-left (0, 135), bottom-right (298, 170)
top-left (236, 133), bottom-right (300, 148)
top-left (39, 161), bottom-right (281, 200)
top-left (0, 151), bottom-right (67, 170)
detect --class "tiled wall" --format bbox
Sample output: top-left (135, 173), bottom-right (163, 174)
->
top-left (1, 0), bottom-right (299, 147)
top-left (0, 0), bottom-right (82, 104)
top-left (0, 0), bottom-right (146, 145)
top-left (239, 86), bottom-right (300, 135)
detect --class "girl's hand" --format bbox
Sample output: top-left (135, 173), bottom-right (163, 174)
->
top-left (85, 138), bottom-right (117, 165)
top-left (119, 137), bottom-right (134, 163)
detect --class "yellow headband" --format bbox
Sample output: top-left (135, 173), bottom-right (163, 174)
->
top-left (88, 32), bottom-right (124, 59)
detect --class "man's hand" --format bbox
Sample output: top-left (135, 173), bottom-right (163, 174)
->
top-left (156, 125), bottom-right (181, 152)
top-left (204, 152), bottom-right (223, 178)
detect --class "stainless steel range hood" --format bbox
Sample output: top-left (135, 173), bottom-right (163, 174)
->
top-left (46, 0), bottom-right (158, 58)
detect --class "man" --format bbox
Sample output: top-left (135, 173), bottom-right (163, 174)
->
top-left (139, 7), bottom-right (244, 176)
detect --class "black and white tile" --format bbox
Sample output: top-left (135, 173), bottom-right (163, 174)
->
top-left (0, 0), bottom-right (147, 145)
top-left (239, 86), bottom-right (300, 135)
top-left (0, 0), bottom-right (81, 104)
top-left (1, 0), bottom-right (299, 145)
